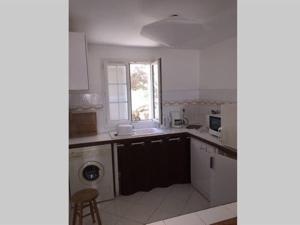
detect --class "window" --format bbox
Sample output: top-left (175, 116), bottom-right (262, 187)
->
top-left (130, 63), bottom-right (152, 121)
top-left (107, 64), bottom-right (129, 120)
top-left (152, 60), bottom-right (161, 121)
top-left (106, 59), bottom-right (162, 123)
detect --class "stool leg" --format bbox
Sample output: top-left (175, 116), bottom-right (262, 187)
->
top-left (79, 203), bottom-right (83, 225)
top-left (92, 200), bottom-right (102, 225)
top-left (72, 204), bottom-right (78, 225)
top-left (89, 201), bottom-right (96, 223)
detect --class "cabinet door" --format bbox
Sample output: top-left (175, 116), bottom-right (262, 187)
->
top-left (117, 141), bottom-right (149, 195)
top-left (69, 32), bottom-right (89, 90)
top-left (210, 151), bottom-right (237, 207)
top-left (191, 138), bottom-right (213, 200)
top-left (117, 144), bottom-right (132, 195)
top-left (166, 136), bottom-right (190, 184)
top-left (130, 141), bottom-right (149, 192)
top-left (147, 139), bottom-right (169, 188)
top-left (191, 138), bottom-right (202, 190)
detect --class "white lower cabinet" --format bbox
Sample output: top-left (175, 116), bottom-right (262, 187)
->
top-left (191, 138), bottom-right (214, 200)
top-left (210, 151), bottom-right (237, 207)
top-left (190, 137), bottom-right (237, 206)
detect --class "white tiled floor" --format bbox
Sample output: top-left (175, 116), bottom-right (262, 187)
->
top-left (148, 202), bottom-right (237, 225)
top-left (79, 184), bottom-right (210, 225)
top-left (195, 204), bottom-right (235, 225)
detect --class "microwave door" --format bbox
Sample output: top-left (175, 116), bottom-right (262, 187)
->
top-left (210, 116), bottom-right (221, 132)
top-left (221, 103), bottom-right (237, 149)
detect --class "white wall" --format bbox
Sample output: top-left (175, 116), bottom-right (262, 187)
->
top-left (198, 37), bottom-right (237, 101)
top-left (85, 44), bottom-right (200, 132)
top-left (70, 39), bottom-right (237, 132)
top-left (87, 44), bottom-right (200, 100)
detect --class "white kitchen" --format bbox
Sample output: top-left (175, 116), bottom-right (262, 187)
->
top-left (69, 1), bottom-right (237, 225)
top-left (2, 1), bottom-right (300, 225)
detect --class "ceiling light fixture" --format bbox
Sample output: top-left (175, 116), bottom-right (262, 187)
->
top-left (140, 15), bottom-right (203, 47)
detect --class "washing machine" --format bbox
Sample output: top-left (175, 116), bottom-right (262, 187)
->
top-left (69, 144), bottom-right (115, 202)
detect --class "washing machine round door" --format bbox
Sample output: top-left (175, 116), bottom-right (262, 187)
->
top-left (79, 161), bottom-right (105, 185)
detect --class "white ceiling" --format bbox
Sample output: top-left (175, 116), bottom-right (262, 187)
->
top-left (69, 0), bottom-right (236, 49)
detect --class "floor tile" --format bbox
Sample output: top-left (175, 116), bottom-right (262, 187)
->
top-left (147, 222), bottom-right (165, 225)
top-left (92, 184), bottom-right (217, 225)
top-left (164, 213), bottom-right (205, 225)
top-left (80, 211), bottom-right (118, 225)
top-left (196, 205), bottom-right (236, 225)
top-left (147, 198), bottom-right (186, 223)
top-left (99, 200), bottom-right (116, 211)
top-left (181, 190), bottom-right (209, 215)
top-left (136, 188), bottom-right (167, 208)
top-left (123, 201), bottom-right (158, 224)
top-left (101, 199), bottom-right (134, 218)
top-left (160, 197), bottom-right (187, 214)
top-left (167, 184), bottom-right (194, 202)
top-left (223, 202), bottom-right (237, 217)
top-left (171, 184), bottom-right (194, 193)
top-left (147, 209), bottom-right (178, 224)
top-left (100, 211), bottom-right (120, 225)
top-left (118, 192), bottom-right (146, 204)
top-left (116, 217), bottom-right (143, 225)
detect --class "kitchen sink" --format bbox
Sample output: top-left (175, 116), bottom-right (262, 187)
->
top-left (132, 128), bottom-right (163, 136)
top-left (110, 127), bottom-right (163, 139)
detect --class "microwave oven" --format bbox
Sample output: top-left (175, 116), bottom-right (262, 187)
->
top-left (207, 114), bottom-right (222, 137)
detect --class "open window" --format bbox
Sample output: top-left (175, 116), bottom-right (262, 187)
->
top-left (106, 59), bottom-right (162, 124)
top-left (151, 59), bottom-right (162, 123)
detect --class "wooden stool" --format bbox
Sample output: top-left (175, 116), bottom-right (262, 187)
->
top-left (71, 188), bottom-right (102, 225)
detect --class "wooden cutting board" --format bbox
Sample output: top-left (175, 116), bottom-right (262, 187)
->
top-left (69, 112), bottom-right (97, 138)
top-left (211, 217), bottom-right (237, 225)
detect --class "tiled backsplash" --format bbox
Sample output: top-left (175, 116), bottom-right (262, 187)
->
top-left (69, 89), bottom-right (236, 133)
top-left (161, 88), bottom-right (236, 127)
top-left (162, 89), bottom-right (237, 103)
top-left (163, 103), bottom-right (221, 127)
top-left (69, 93), bottom-right (103, 110)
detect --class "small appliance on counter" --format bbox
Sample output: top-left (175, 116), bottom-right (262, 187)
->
top-left (207, 114), bottom-right (222, 137)
top-left (116, 124), bottom-right (134, 136)
top-left (206, 103), bottom-right (237, 149)
top-left (170, 111), bottom-right (189, 128)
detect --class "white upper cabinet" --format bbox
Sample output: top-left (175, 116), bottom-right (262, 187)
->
top-left (69, 32), bottom-right (89, 90)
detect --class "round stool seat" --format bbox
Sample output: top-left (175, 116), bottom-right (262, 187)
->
top-left (71, 188), bottom-right (102, 225)
top-left (71, 188), bottom-right (98, 203)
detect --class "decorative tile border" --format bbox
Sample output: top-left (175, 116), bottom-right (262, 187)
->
top-left (69, 104), bottom-right (104, 111)
top-left (163, 99), bottom-right (236, 106)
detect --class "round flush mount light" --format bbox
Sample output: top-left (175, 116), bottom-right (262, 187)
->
top-left (140, 15), bottom-right (204, 47)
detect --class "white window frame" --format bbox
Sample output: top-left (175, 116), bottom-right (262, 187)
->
top-left (103, 59), bottom-right (162, 129)
top-left (104, 60), bottom-right (131, 129)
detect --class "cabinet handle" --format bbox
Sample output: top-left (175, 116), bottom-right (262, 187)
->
top-left (151, 140), bottom-right (163, 143)
top-left (117, 144), bottom-right (125, 148)
top-left (131, 142), bottom-right (145, 146)
top-left (210, 157), bottom-right (214, 169)
top-left (168, 137), bottom-right (181, 141)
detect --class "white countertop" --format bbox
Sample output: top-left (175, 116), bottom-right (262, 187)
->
top-left (69, 127), bottom-right (235, 152)
top-left (69, 133), bottom-right (112, 145)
